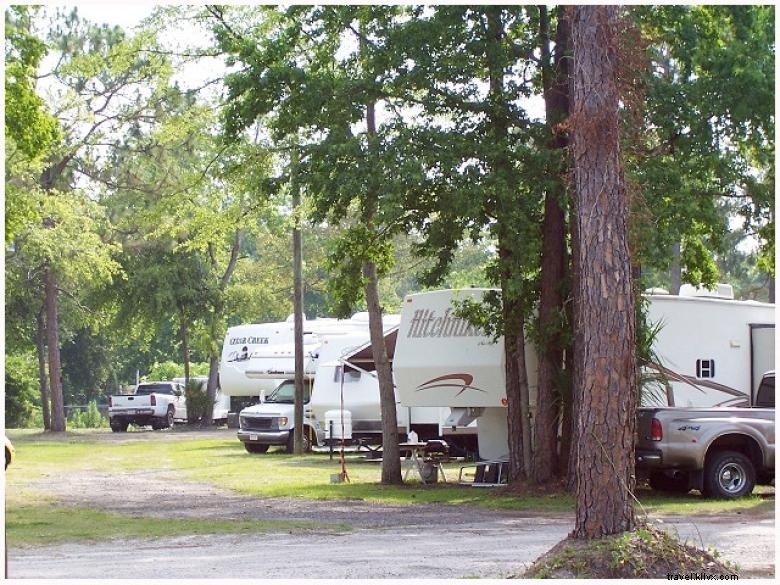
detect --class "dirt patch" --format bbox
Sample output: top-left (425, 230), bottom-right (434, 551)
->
top-left (22, 427), bottom-right (560, 529)
top-left (32, 466), bottom-right (549, 529)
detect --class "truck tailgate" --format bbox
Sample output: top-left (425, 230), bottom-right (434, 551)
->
top-left (111, 395), bottom-right (153, 408)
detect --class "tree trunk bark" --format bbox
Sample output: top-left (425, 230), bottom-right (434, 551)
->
top-left (571, 5), bottom-right (637, 539)
top-left (504, 335), bottom-right (523, 482)
top-left (567, 187), bottom-right (582, 493)
top-left (485, 8), bottom-right (533, 481)
top-left (670, 242), bottom-right (681, 294)
top-left (44, 267), bottom-right (66, 432)
top-left (364, 260), bottom-right (402, 484)
top-left (36, 308), bottom-right (52, 430)
top-left (359, 37), bottom-right (402, 482)
top-left (534, 6), bottom-right (571, 485)
top-left (203, 354), bottom-right (219, 426)
top-left (179, 313), bottom-right (196, 424)
top-left (205, 231), bottom-right (242, 426)
top-left (503, 295), bottom-right (530, 481)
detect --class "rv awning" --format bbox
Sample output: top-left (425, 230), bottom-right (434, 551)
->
top-left (342, 327), bottom-right (398, 372)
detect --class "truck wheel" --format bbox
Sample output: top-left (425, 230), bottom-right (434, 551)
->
top-left (244, 443), bottom-right (269, 454)
top-left (287, 430), bottom-right (311, 453)
top-left (163, 407), bottom-right (175, 429)
top-left (649, 471), bottom-right (690, 494)
top-left (110, 419), bottom-right (129, 433)
top-left (703, 450), bottom-right (755, 498)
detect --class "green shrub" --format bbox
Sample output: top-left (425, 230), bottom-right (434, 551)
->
top-left (5, 353), bottom-right (42, 428)
top-left (146, 361), bottom-right (210, 382)
top-left (184, 379), bottom-right (213, 424)
top-left (67, 400), bottom-right (109, 429)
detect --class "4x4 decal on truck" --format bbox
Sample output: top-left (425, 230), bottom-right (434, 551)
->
top-left (415, 373), bottom-right (487, 397)
top-left (677, 425), bottom-right (701, 432)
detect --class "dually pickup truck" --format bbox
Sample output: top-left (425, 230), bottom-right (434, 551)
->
top-left (636, 372), bottom-right (775, 498)
top-left (108, 381), bottom-right (186, 432)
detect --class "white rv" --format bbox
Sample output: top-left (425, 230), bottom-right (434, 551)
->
top-left (644, 284), bottom-right (775, 407)
top-left (392, 287), bottom-right (775, 461)
top-left (391, 289), bottom-right (530, 462)
top-left (220, 314), bottom-right (375, 398)
top-left (233, 316), bottom-right (410, 453)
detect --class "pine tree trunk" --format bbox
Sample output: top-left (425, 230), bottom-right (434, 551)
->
top-left (36, 308), bottom-right (52, 430)
top-left (44, 267), bottom-right (66, 432)
top-left (534, 7), bottom-right (571, 485)
top-left (567, 207), bottom-right (582, 494)
top-left (503, 296), bottom-right (531, 481)
top-left (571, 5), bottom-right (637, 539)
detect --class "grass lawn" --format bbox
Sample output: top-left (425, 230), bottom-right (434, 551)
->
top-left (5, 429), bottom-right (773, 546)
top-left (6, 499), bottom-right (351, 547)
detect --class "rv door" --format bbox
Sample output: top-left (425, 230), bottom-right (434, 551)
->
top-left (751, 324), bottom-right (775, 397)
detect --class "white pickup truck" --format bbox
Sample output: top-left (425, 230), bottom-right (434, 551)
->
top-left (108, 381), bottom-right (186, 432)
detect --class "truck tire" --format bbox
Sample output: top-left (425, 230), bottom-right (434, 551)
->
top-left (287, 429), bottom-right (311, 453)
top-left (649, 471), bottom-right (690, 494)
top-left (244, 443), bottom-right (269, 454)
top-left (110, 419), bottom-right (129, 433)
top-left (164, 407), bottom-right (175, 429)
top-left (703, 450), bottom-right (755, 498)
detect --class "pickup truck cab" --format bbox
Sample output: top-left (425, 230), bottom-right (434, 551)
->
top-left (236, 380), bottom-right (321, 453)
top-left (108, 382), bottom-right (186, 432)
top-left (637, 371), bottom-right (775, 498)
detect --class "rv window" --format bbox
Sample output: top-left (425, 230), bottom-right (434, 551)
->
top-left (333, 368), bottom-right (361, 383)
top-left (696, 359), bottom-right (715, 378)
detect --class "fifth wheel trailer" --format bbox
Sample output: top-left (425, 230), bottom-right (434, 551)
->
top-left (392, 287), bottom-right (775, 461)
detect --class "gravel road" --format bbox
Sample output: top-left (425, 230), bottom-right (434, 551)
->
top-left (6, 429), bottom-right (775, 579)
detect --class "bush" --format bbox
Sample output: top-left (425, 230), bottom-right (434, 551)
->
top-left (184, 380), bottom-right (213, 425)
top-left (146, 361), bottom-right (210, 382)
top-left (67, 400), bottom-right (109, 429)
top-left (5, 353), bottom-right (42, 428)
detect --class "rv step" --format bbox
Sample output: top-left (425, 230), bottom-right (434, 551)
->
top-left (458, 460), bottom-right (509, 487)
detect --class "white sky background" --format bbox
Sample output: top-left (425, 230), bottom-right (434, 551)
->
top-left (59, 3), bottom-right (151, 29)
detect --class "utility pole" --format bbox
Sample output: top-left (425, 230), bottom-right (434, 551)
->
top-left (292, 146), bottom-right (306, 454)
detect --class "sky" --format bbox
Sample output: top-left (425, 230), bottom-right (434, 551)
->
top-left (58, 3), bottom-right (153, 28)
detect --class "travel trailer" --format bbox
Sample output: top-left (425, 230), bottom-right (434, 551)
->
top-left (230, 313), bottom-right (473, 454)
top-left (232, 315), bottom-right (418, 453)
top-left (392, 287), bottom-right (775, 461)
top-left (644, 284), bottom-right (775, 407)
top-left (220, 313), bottom-right (392, 398)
